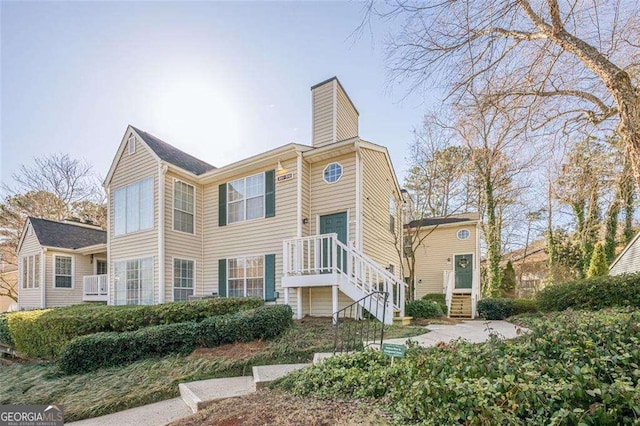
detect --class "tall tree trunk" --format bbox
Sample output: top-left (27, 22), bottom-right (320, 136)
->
top-left (484, 177), bottom-right (502, 297)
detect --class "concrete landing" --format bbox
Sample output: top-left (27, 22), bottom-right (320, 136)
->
top-left (252, 363), bottom-right (309, 389)
top-left (179, 376), bottom-right (255, 413)
top-left (66, 397), bottom-right (192, 426)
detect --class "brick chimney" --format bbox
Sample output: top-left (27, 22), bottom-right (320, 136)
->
top-left (311, 77), bottom-right (359, 147)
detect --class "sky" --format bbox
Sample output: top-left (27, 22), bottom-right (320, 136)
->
top-left (1, 1), bottom-right (436, 188)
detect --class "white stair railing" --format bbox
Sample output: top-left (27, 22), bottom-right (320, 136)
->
top-left (283, 234), bottom-right (407, 324)
top-left (443, 270), bottom-right (455, 318)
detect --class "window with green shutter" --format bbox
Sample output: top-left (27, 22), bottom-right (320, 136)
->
top-left (220, 170), bottom-right (275, 225)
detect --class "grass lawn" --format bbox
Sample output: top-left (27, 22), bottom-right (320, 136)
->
top-left (0, 317), bottom-right (426, 422)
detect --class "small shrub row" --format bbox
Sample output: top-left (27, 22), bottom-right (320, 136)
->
top-left (406, 300), bottom-right (443, 319)
top-left (8, 297), bottom-right (263, 359)
top-left (477, 298), bottom-right (538, 319)
top-left (59, 304), bottom-right (293, 374)
top-left (421, 293), bottom-right (447, 314)
top-left (536, 272), bottom-right (640, 312)
top-left (0, 314), bottom-right (13, 347)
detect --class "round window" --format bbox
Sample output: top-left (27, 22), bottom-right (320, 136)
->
top-left (323, 162), bottom-right (343, 183)
top-left (457, 229), bottom-right (470, 240)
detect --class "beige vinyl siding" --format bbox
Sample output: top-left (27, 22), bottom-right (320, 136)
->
top-left (312, 81), bottom-right (335, 147)
top-left (17, 226), bottom-right (42, 309)
top-left (202, 158), bottom-right (299, 306)
top-left (361, 148), bottom-right (401, 276)
top-left (45, 251), bottom-right (91, 307)
top-left (412, 224), bottom-right (478, 297)
top-left (165, 173), bottom-right (204, 301)
top-left (301, 158), bottom-right (311, 237)
top-left (309, 153), bottom-right (357, 243)
top-left (610, 235), bottom-right (640, 275)
top-left (307, 287), bottom-right (357, 316)
top-left (0, 271), bottom-right (17, 312)
top-left (108, 135), bottom-right (159, 304)
top-left (335, 84), bottom-right (358, 142)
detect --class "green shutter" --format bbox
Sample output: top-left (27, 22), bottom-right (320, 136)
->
top-left (218, 258), bottom-right (227, 297)
top-left (264, 254), bottom-right (276, 301)
top-left (265, 170), bottom-right (275, 218)
top-left (218, 183), bottom-right (227, 226)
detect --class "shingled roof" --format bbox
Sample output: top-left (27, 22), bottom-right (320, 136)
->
top-left (28, 218), bottom-right (106, 250)
top-left (131, 126), bottom-right (216, 175)
top-left (406, 213), bottom-right (479, 229)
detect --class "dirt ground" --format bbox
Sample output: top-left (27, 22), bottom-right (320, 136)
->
top-left (192, 341), bottom-right (270, 361)
top-left (169, 389), bottom-right (391, 426)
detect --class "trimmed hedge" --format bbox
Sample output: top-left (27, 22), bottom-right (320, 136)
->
top-left (59, 304), bottom-right (293, 374)
top-left (8, 297), bottom-right (263, 359)
top-left (536, 273), bottom-right (640, 312)
top-left (512, 298), bottom-right (537, 315)
top-left (406, 300), bottom-right (443, 319)
top-left (0, 314), bottom-right (13, 347)
top-left (477, 298), bottom-right (514, 320)
top-left (421, 293), bottom-right (447, 314)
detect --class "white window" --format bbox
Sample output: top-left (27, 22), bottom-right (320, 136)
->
top-left (323, 162), bottom-right (343, 183)
top-left (228, 256), bottom-right (264, 298)
top-left (389, 197), bottom-right (396, 234)
top-left (173, 258), bottom-right (195, 301)
top-left (54, 255), bottom-right (73, 288)
top-left (113, 257), bottom-right (153, 305)
top-left (21, 254), bottom-right (40, 289)
top-left (227, 173), bottom-right (265, 224)
top-left (114, 177), bottom-right (153, 236)
top-left (457, 229), bottom-right (470, 240)
top-left (128, 136), bottom-right (136, 154)
top-left (174, 181), bottom-right (195, 234)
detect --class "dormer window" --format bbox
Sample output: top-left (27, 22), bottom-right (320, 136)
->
top-left (128, 136), bottom-right (136, 154)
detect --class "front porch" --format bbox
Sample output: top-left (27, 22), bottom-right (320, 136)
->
top-left (83, 274), bottom-right (108, 302)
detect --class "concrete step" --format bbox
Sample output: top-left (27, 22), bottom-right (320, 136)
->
top-left (179, 376), bottom-right (255, 413)
top-left (252, 363), bottom-right (309, 389)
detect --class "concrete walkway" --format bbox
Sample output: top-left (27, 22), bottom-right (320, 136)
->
top-left (384, 320), bottom-right (528, 347)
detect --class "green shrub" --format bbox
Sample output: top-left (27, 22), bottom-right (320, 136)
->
top-left (279, 309), bottom-right (640, 424)
top-left (512, 298), bottom-right (537, 315)
top-left (421, 293), bottom-right (447, 314)
top-left (8, 298), bottom-right (263, 359)
top-left (536, 273), bottom-right (640, 312)
top-left (406, 300), bottom-right (443, 319)
top-left (59, 304), bottom-right (293, 374)
top-left (0, 313), bottom-right (13, 347)
top-left (477, 298), bottom-right (514, 319)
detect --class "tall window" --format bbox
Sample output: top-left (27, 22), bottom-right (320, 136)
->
top-left (114, 177), bottom-right (153, 236)
top-left (227, 173), bottom-right (265, 223)
top-left (173, 258), bottom-right (194, 301)
top-left (389, 197), bottom-right (396, 234)
top-left (174, 181), bottom-right (195, 234)
top-left (113, 257), bottom-right (153, 305)
top-left (21, 254), bottom-right (40, 288)
top-left (54, 255), bottom-right (73, 288)
top-left (228, 256), bottom-right (264, 298)
top-left (96, 260), bottom-right (108, 275)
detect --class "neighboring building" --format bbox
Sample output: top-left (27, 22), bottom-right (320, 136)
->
top-left (609, 231), bottom-right (640, 276)
top-left (103, 77), bottom-right (408, 323)
top-left (501, 239), bottom-right (549, 297)
top-left (16, 218), bottom-right (107, 309)
top-left (0, 268), bottom-right (18, 312)
top-left (406, 213), bottom-right (481, 318)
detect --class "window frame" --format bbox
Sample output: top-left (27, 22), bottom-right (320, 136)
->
top-left (389, 196), bottom-right (396, 235)
top-left (20, 255), bottom-right (40, 289)
top-left (113, 256), bottom-right (154, 305)
top-left (226, 255), bottom-right (265, 299)
top-left (226, 172), bottom-right (266, 225)
top-left (172, 257), bottom-right (196, 302)
top-left (95, 259), bottom-right (108, 275)
top-left (173, 179), bottom-right (196, 235)
top-left (113, 176), bottom-right (154, 237)
top-left (457, 229), bottom-right (471, 240)
top-left (323, 162), bottom-right (343, 184)
top-left (53, 254), bottom-right (74, 289)
top-left (128, 136), bottom-right (136, 154)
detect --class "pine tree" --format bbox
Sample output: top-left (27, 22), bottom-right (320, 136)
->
top-left (586, 243), bottom-right (609, 278)
top-left (501, 260), bottom-right (517, 297)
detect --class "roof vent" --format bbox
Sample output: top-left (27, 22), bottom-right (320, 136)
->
top-left (128, 136), bottom-right (136, 154)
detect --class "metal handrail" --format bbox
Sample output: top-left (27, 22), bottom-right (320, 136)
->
top-left (333, 291), bottom-right (388, 354)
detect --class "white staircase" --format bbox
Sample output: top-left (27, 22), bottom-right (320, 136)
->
top-left (283, 233), bottom-right (407, 325)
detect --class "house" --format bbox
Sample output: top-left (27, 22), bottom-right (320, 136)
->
top-left (500, 239), bottom-right (548, 297)
top-left (103, 77), bottom-right (408, 324)
top-left (609, 231), bottom-right (640, 276)
top-left (0, 268), bottom-right (18, 313)
top-left (406, 213), bottom-right (481, 318)
top-left (17, 218), bottom-right (107, 309)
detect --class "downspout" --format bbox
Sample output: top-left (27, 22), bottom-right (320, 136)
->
top-left (355, 143), bottom-right (363, 249)
top-left (40, 248), bottom-right (46, 308)
top-left (158, 163), bottom-right (168, 304)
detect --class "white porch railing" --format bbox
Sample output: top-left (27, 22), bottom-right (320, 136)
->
top-left (443, 270), bottom-right (455, 317)
top-left (283, 233), bottom-right (407, 324)
top-left (83, 274), bottom-right (108, 301)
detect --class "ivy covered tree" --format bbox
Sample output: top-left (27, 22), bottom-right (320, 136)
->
top-left (586, 243), bottom-right (609, 278)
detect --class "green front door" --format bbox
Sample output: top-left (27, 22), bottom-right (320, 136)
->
top-left (454, 254), bottom-right (473, 289)
top-left (320, 212), bottom-right (348, 272)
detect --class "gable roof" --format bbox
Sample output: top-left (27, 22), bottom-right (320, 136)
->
top-left (131, 126), bottom-right (216, 176)
top-left (609, 230), bottom-right (640, 271)
top-left (28, 218), bottom-right (107, 250)
top-left (406, 213), bottom-right (480, 229)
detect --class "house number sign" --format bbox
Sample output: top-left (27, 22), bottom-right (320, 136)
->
top-left (277, 172), bottom-right (293, 183)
